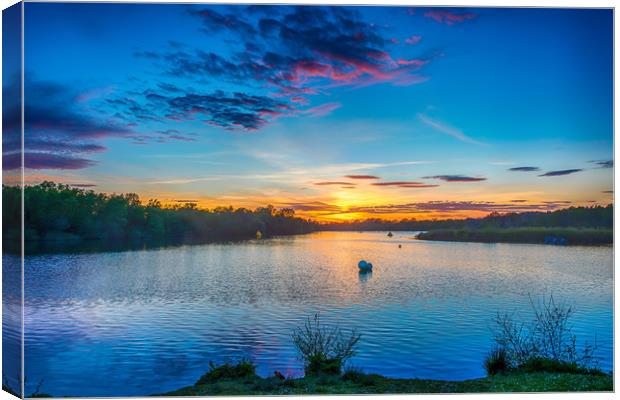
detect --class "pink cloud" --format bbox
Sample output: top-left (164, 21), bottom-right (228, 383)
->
top-left (301, 102), bottom-right (342, 117)
top-left (397, 58), bottom-right (427, 66)
top-left (405, 35), bottom-right (422, 45)
top-left (424, 10), bottom-right (476, 25)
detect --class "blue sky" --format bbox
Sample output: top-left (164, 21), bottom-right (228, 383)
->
top-left (7, 4), bottom-right (613, 220)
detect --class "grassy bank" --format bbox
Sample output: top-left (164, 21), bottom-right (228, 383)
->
top-left (161, 370), bottom-right (612, 395)
top-left (416, 227), bottom-right (612, 245)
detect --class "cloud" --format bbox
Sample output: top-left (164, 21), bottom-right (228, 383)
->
top-left (538, 169), bottom-right (582, 177)
top-left (3, 152), bottom-right (98, 170)
top-left (2, 78), bottom-right (130, 171)
top-left (404, 35), bottom-right (422, 45)
top-left (424, 175), bottom-right (486, 182)
top-left (418, 113), bottom-right (482, 145)
top-left (602, 190), bottom-right (613, 194)
top-left (424, 9), bottom-right (476, 25)
top-left (126, 5), bottom-right (432, 132)
top-left (508, 166), bottom-right (540, 172)
top-left (345, 175), bottom-right (380, 179)
top-left (300, 102), bottom-right (341, 117)
top-left (371, 181), bottom-right (439, 188)
top-left (511, 199), bottom-right (528, 203)
top-left (167, 91), bottom-right (293, 130)
top-left (589, 160), bottom-right (613, 168)
top-left (314, 181), bottom-right (355, 186)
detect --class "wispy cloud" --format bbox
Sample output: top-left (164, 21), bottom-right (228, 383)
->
top-left (371, 181), bottom-right (439, 188)
top-left (589, 160), bottom-right (613, 168)
top-left (314, 181), bottom-right (354, 186)
top-left (508, 166), bottom-right (540, 172)
top-left (538, 169), bottom-right (582, 177)
top-left (424, 9), bottom-right (477, 25)
top-left (301, 102), bottom-right (341, 117)
top-left (345, 175), bottom-right (380, 179)
top-left (424, 175), bottom-right (486, 182)
top-left (418, 113), bottom-right (482, 145)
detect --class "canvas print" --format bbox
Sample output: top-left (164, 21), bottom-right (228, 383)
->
top-left (1, 2), bottom-right (614, 397)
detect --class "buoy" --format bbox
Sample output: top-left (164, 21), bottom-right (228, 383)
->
top-left (256, 230), bottom-right (262, 239)
top-left (358, 260), bottom-right (373, 271)
top-left (387, 232), bottom-right (393, 237)
top-left (398, 244), bottom-right (402, 248)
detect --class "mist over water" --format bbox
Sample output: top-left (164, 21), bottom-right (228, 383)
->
top-left (10, 231), bottom-right (613, 396)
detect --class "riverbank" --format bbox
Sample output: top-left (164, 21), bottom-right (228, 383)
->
top-left (161, 370), bottom-right (613, 395)
top-left (416, 227), bottom-right (612, 245)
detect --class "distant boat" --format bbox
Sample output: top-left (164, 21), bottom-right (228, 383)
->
top-left (387, 232), bottom-right (393, 237)
top-left (256, 230), bottom-right (262, 239)
top-left (358, 260), bottom-right (373, 271)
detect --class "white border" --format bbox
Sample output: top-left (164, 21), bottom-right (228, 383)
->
top-left (0, 1), bottom-right (615, 400)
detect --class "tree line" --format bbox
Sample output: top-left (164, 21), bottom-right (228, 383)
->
top-left (322, 205), bottom-right (612, 231)
top-left (3, 182), bottom-right (317, 246)
top-left (2, 182), bottom-right (612, 248)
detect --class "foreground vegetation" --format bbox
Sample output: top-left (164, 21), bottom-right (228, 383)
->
top-left (162, 368), bottom-right (612, 395)
top-left (162, 298), bottom-right (611, 396)
top-left (416, 227), bottom-right (612, 245)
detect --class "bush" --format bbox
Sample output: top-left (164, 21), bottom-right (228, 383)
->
top-left (492, 294), bottom-right (599, 369)
top-left (196, 360), bottom-right (257, 385)
top-left (292, 314), bottom-right (361, 376)
top-left (484, 347), bottom-right (509, 376)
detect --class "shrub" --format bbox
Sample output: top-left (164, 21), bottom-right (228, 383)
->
top-left (492, 294), bottom-right (599, 369)
top-left (484, 347), bottom-right (509, 376)
top-left (292, 313), bottom-right (361, 376)
top-left (196, 360), bottom-right (257, 385)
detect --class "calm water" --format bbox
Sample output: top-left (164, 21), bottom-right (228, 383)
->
top-left (5, 231), bottom-right (614, 397)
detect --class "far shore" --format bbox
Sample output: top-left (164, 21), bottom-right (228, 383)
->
top-left (415, 227), bottom-right (613, 246)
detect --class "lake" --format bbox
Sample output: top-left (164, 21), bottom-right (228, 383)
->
top-left (4, 231), bottom-right (613, 396)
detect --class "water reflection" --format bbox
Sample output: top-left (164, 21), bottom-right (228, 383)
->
top-left (358, 270), bottom-right (373, 283)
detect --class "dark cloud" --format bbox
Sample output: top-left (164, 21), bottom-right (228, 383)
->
top-left (167, 91), bottom-right (292, 130)
top-left (175, 199), bottom-right (199, 203)
top-left (508, 166), bottom-right (540, 172)
top-left (345, 175), bottom-right (379, 179)
top-left (2, 78), bottom-right (130, 171)
top-left (538, 169), bottom-right (582, 177)
top-left (511, 199), bottom-right (528, 203)
top-left (3, 152), bottom-right (97, 170)
top-left (589, 160), bottom-right (613, 168)
top-left (602, 190), bottom-right (613, 194)
top-left (372, 181), bottom-right (439, 188)
top-left (424, 175), bottom-right (486, 182)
